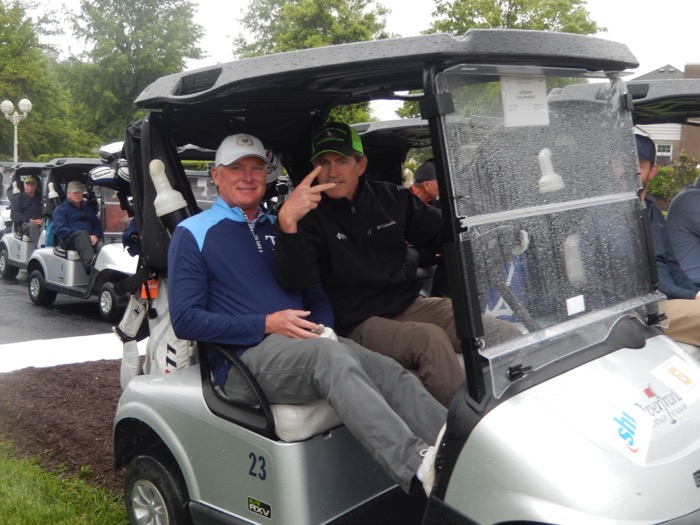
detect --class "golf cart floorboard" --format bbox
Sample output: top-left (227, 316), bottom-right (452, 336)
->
top-left (328, 487), bottom-right (426, 524)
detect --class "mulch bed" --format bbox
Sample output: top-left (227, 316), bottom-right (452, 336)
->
top-left (0, 359), bottom-right (124, 494)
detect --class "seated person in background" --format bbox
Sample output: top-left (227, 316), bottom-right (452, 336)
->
top-left (10, 175), bottom-right (43, 245)
top-left (52, 181), bottom-right (103, 273)
top-left (411, 159), bottom-right (450, 296)
top-left (168, 133), bottom-right (447, 497)
top-left (275, 122), bottom-right (521, 407)
top-left (411, 158), bottom-right (440, 208)
top-left (636, 134), bottom-right (700, 346)
top-left (665, 175), bottom-right (700, 287)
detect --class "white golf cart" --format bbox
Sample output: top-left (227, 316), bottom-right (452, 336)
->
top-left (114, 30), bottom-right (700, 524)
top-left (26, 157), bottom-right (137, 321)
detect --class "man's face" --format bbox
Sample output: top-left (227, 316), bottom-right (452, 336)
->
top-left (23, 181), bottom-right (37, 197)
top-left (211, 156), bottom-right (268, 213)
top-left (423, 179), bottom-right (439, 200)
top-left (312, 152), bottom-right (367, 201)
top-left (67, 190), bottom-right (83, 205)
top-left (638, 157), bottom-right (658, 190)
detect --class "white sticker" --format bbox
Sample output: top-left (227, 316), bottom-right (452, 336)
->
top-left (501, 75), bottom-right (550, 128)
top-left (651, 355), bottom-right (700, 404)
top-left (566, 294), bottom-right (585, 316)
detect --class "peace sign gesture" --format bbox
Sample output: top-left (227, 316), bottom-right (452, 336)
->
top-left (277, 166), bottom-right (336, 233)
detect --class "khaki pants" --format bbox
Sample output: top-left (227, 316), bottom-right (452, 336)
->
top-left (349, 296), bottom-right (520, 406)
top-left (662, 299), bottom-right (700, 346)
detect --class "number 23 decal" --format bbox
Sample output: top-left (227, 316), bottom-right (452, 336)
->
top-left (249, 452), bottom-right (267, 480)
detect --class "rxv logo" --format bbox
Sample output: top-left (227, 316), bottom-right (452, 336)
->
top-left (248, 497), bottom-right (272, 519)
top-left (694, 470), bottom-right (700, 488)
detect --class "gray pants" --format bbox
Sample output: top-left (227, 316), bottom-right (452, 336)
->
top-left (225, 334), bottom-right (447, 492)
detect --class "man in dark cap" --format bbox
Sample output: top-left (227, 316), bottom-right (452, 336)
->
top-left (637, 133), bottom-right (700, 346)
top-left (411, 158), bottom-right (440, 208)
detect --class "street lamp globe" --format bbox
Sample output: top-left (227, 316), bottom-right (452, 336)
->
top-left (17, 99), bottom-right (32, 114)
top-left (0, 100), bottom-right (13, 116)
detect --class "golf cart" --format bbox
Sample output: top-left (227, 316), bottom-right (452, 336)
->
top-left (26, 157), bottom-right (137, 321)
top-left (0, 162), bottom-right (51, 278)
top-left (114, 30), bottom-right (700, 524)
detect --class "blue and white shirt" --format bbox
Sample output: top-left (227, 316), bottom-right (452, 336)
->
top-left (168, 197), bottom-right (334, 385)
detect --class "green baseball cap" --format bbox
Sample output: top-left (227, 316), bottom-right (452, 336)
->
top-left (311, 123), bottom-right (364, 161)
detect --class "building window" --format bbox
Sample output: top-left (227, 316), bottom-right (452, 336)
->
top-left (657, 144), bottom-right (672, 157)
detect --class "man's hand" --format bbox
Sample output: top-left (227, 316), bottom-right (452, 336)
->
top-left (277, 167), bottom-right (335, 233)
top-left (265, 309), bottom-right (321, 339)
top-left (30, 218), bottom-right (42, 225)
top-left (89, 234), bottom-right (98, 246)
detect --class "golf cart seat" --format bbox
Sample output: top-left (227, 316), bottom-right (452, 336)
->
top-left (52, 233), bottom-right (81, 261)
top-left (200, 342), bottom-right (342, 443)
top-left (12, 223), bottom-right (30, 242)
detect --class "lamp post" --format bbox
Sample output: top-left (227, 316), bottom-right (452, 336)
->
top-left (1, 98), bottom-right (32, 163)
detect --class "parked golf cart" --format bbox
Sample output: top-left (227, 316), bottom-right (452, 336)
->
top-left (0, 162), bottom-right (51, 279)
top-left (114, 30), bottom-right (700, 525)
top-left (26, 157), bottom-right (137, 321)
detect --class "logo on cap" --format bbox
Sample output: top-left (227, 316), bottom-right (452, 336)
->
top-left (236, 135), bottom-right (256, 147)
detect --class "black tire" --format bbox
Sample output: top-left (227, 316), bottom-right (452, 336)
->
top-left (28, 269), bottom-right (57, 306)
top-left (124, 454), bottom-right (192, 525)
top-left (0, 249), bottom-right (19, 279)
top-left (98, 282), bottom-right (121, 322)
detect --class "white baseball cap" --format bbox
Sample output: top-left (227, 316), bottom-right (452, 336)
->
top-left (215, 134), bottom-right (271, 168)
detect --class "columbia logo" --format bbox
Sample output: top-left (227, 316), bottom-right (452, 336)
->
top-left (336, 233), bottom-right (347, 240)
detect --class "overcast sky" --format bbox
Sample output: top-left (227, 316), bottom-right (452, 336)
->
top-left (46, 0), bottom-right (698, 75)
top-left (185, 0), bottom-right (699, 75)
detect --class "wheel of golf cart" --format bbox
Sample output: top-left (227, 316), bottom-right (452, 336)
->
top-left (98, 282), bottom-right (121, 322)
top-left (28, 269), bottom-right (57, 306)
top-left (125, 454), bottom-right (192, 525)
top-left (0, 249), bottom-right (19, 279)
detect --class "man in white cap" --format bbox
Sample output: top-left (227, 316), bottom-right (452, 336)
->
top-left (168, 133), bottom-right (447, 497)
top-left (52, 180), bottom-right (103, 272)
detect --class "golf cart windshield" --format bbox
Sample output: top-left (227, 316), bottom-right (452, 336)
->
top-left (437, 67), bottom-right (663, 398)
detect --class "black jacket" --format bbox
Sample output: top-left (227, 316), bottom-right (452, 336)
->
top-left (275, 178), bottom-right (443, 334)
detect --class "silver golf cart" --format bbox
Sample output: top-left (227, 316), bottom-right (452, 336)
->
top-left (114, 30), bottom-right (700, 524)
top-left (26, 157), bottom-right (137, 321)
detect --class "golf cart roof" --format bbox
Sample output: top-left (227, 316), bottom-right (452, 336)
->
top-left (628, 78), bottom-right (700, 125)
top-left (133, 30), bottom-right (637, 153)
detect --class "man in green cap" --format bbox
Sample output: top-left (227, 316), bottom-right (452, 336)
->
top-left (10, 175), bottom-right (43, 245)
top-left (274, 122), bottom-right (520, 407)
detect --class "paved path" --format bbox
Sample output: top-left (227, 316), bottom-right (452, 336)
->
top-left (0, 333), bottom-right (146, 374)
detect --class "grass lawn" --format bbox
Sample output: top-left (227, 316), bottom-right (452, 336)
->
top-left (0, 440), bottom-right (127, 525)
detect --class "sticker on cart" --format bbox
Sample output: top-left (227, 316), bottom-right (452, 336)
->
top-left (651, 356), bottom-right (700, 403)
top-left (566, 294), bottom-right (585, 316)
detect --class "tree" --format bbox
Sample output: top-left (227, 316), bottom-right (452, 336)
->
top-left (396, 0), bottom-right (604, 119)
top-left (234, 0), bottom-right (392, 123)
top-left (0, 1), bottom-right (98, 160)
top-left (67, 0), bottom-right (204, 142)
top-left (430, 0), bottom-right (603, 35)
top-left (235, 0), bottom-right (390, 58)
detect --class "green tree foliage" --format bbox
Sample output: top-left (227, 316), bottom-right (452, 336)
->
top-left (235, 0), bottom-right (390, 58)
top-left (234, 0), bottom-right (391, 124)
top-left (430, 0), bottom-right (603, 35)
top-left (647, 152), bottom-right (700, 203)
top-left (67, 0), bottom-right (204, 142)
top-left (0, 1), bottom-right (98, 160)
top-left (397, 0), bottom-right (604, 119)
